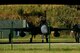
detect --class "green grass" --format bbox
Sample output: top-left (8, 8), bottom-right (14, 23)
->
top-left (0, 38), bottom-right (75, 42)
top-left (0, 35), bottom-right (79, 53)
top-left (0, 34), bottom-right (76, 42)
top-left (0, 44), bottom-right (80, 53)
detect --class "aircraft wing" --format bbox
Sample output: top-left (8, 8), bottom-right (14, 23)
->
top-left (0, 27), bottom-right (73, 31)
top-left (50, 27), bottom-right (73, 31)
top-left (0, 28), bottom-right (29, 31)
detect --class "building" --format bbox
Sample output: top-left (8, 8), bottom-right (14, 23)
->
top-left (0, 20), bottom-right (26, 38)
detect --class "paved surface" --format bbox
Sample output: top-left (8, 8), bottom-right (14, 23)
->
top-left (12, 43), bottom-right (80, 46)
top-left (50, 43), bottom-right (80, 45)
top-left (0, 42), bottom-right (80, 44)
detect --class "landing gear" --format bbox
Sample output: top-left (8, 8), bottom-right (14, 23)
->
top-left (42, 38), bottom-right (48, 43)
top-left (30, 35), bottom-right (34, 43)
top-left (42, 40), bottom-right (44, 43)
top-left (46, 38), bottom-right (48, 43)
top-left (30, 38), bottom-right (32, 43)
top-left (75, 32), bottom-right (80, 43)
top-left (30, 34), bottom-right (49, 43)
top-left (45, 34), bottom-right (48, 43)
top-left (75, 38), bottom-right (79, 43)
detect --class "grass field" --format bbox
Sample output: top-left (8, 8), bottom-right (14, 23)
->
top-left (0, 34), bottom-right (76, 43)
top-left (0, 38), bottom-right (75, 43)
top-left (0, 35), bottom-right (80, 53)
top-left (0, 43), bottom-right (80, 53)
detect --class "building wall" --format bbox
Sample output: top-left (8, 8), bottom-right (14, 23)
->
top-left (0, 20), bottom-right (26, 38)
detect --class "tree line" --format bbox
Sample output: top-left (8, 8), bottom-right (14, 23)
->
top-left (0, 5), bottom-right (80, 28)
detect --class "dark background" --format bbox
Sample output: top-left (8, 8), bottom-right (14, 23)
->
top-left (0, 0), bottom-right (79, 5)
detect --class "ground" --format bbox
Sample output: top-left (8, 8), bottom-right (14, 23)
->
top-left (0, 43), bottom-right (80, 53)
top-left (0, 35), bottom-right (80, 53)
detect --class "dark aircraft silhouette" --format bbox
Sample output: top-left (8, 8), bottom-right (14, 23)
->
top-left (0, 21), bottom-right (74, 43)
top-left (0, 21), bottom-right (80, 43)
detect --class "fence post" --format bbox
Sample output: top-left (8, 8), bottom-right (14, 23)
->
top-left (48, 21), bottom-right (51, 50)
top-left (10, 21), bottom-right (14, 50)
top-left (1, 31), bottom-right (3, 39)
